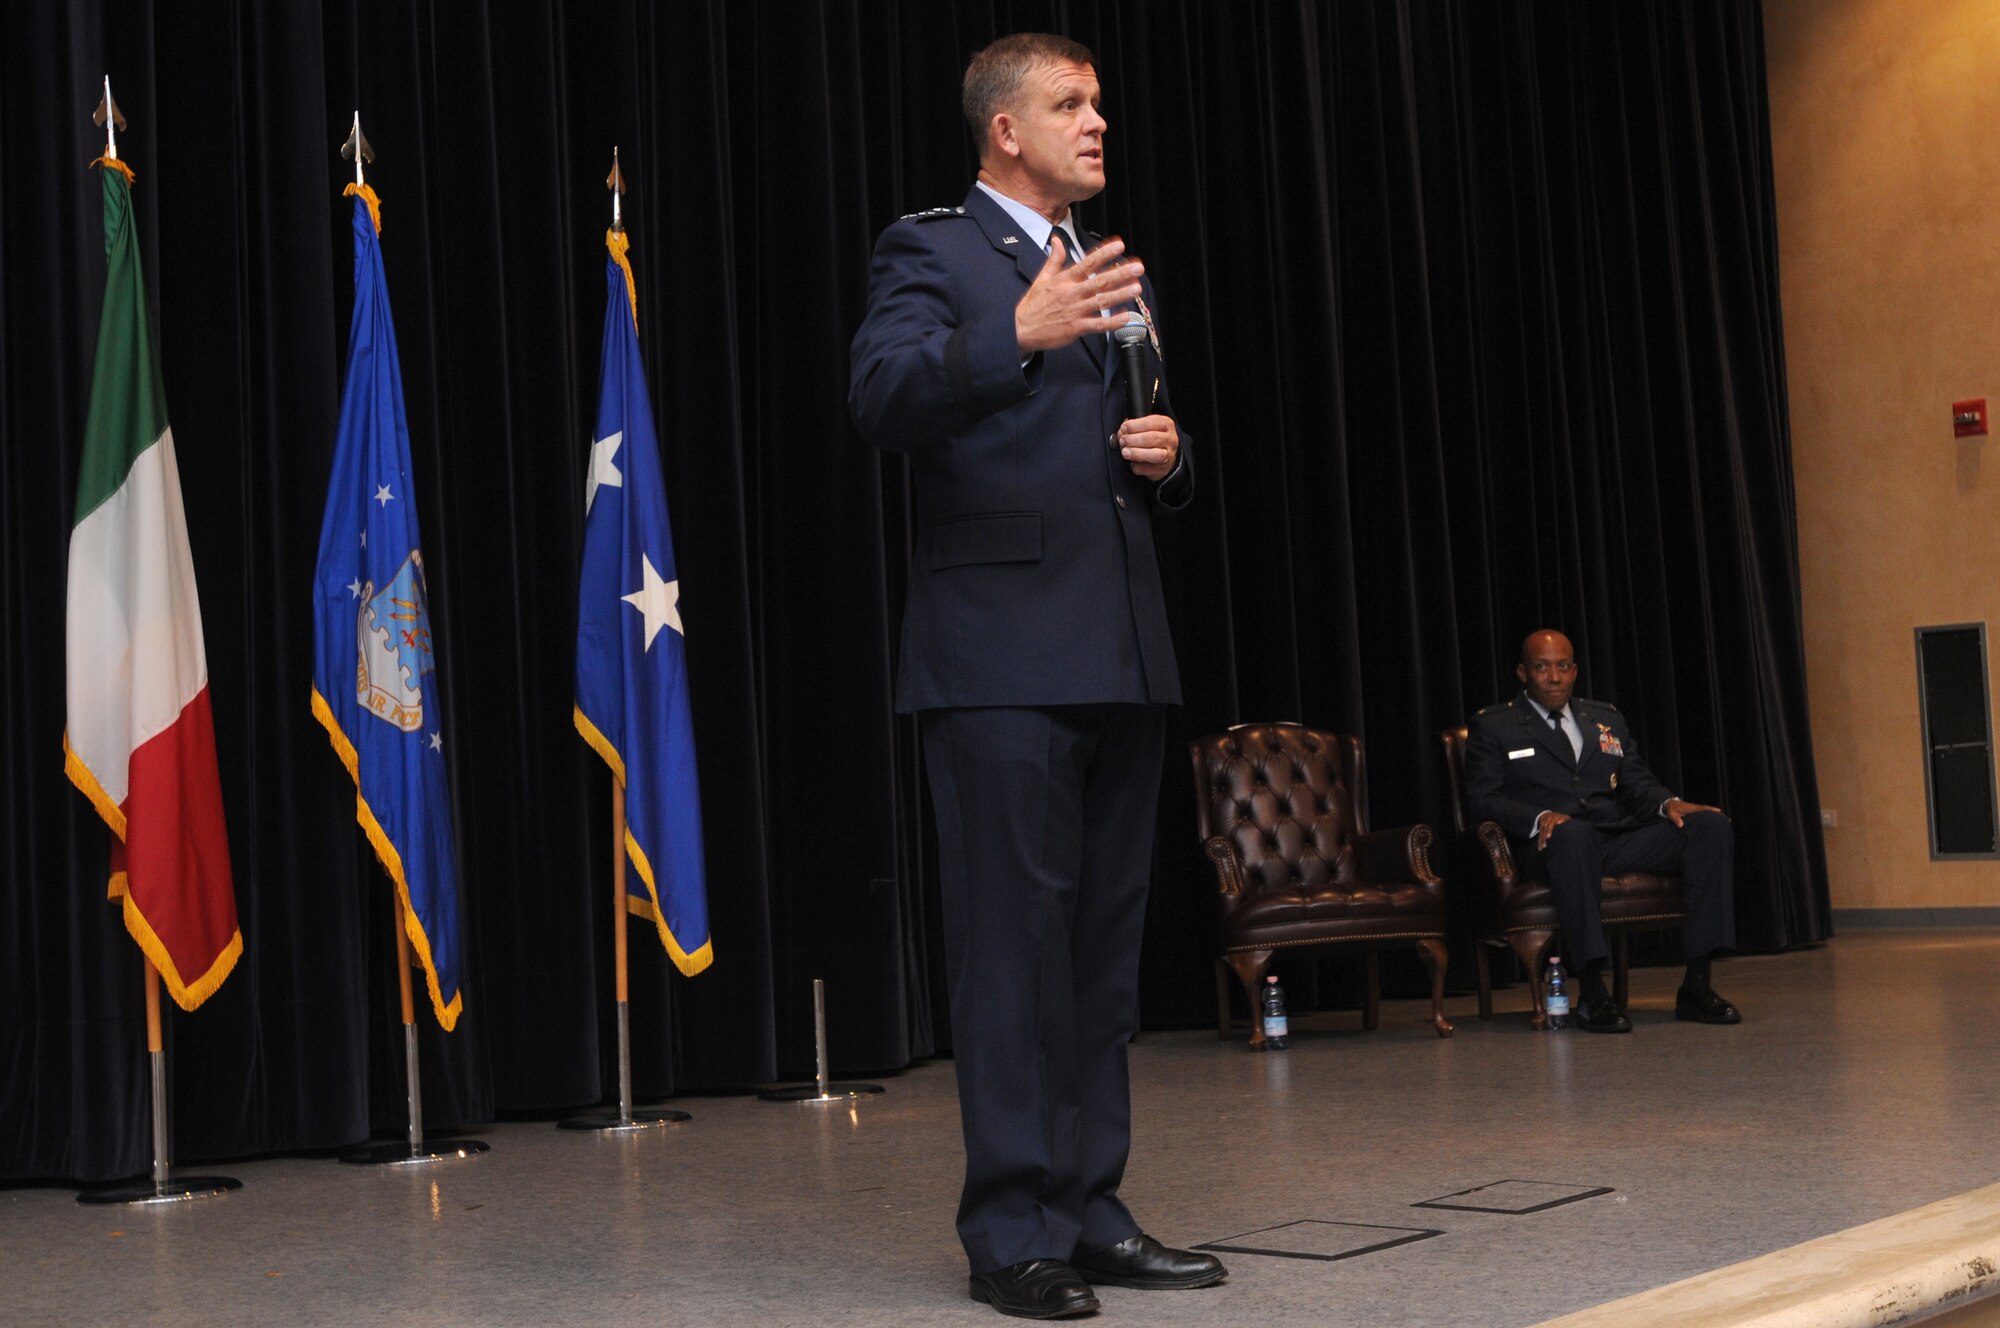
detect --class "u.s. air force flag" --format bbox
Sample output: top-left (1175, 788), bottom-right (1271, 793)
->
top-left (310, 183), bottom-right (466, 1028)
top-left (573, 231), bottom-right (712, 976)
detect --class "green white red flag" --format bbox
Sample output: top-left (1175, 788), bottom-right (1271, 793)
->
top-left (63, 155), bottom-right (241, 1010)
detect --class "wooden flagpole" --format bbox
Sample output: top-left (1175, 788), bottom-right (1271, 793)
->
top-left (75, 78), bottom-right (239, 1206)
top-left (560, 774), bottom-right (689, 1129)
top-left (613, 780), bottom-right (632, 1118)
top-left (76, 948), bottom-right (242, 1205)
top-left (555, 148), bottom-right (691, 1134)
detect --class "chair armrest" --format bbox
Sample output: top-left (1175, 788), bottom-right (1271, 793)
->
top-left (1462, 820), bottom-right (1544, 912)
top-left (1201, 835), bottom-right (1247, 900)
top-left (1353, 824), bottom-right (1439, 886)
top-left (1470, 820), bottom-right (1519, 882)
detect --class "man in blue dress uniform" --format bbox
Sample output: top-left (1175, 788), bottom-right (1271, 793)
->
top-left (849, 31), bottom-right (1225, 1320)
top-left (1464, 629), bottom-right (1743, 1033)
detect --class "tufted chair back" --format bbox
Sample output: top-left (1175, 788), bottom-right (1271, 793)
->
top-left (1438, 726), bottom-right (1474, 834)
top-left (1189, 723), bottom-right (1369, 904)
top-left (1187, 721), bottom-right (1454, 1044)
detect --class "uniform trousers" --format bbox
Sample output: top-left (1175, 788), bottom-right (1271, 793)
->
top-left (1520, 813), bottom-right (1737, 968)
top-left (919, 703), bottom-right (1164, 1275)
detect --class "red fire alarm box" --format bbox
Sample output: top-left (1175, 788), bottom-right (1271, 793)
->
top-left (1953, 399), bottom-right (1987, 437)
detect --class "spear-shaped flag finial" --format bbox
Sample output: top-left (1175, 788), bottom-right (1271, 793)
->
top-left (340, 111), bottom-right (375, 187)
top-left (607, 147), bottom-right (627, 233)
top-left (93, 76), bottom-right (127, 161)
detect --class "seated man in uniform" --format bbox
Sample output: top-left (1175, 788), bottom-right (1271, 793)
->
top-left (1463, 629), bottom-right (1742, 1032)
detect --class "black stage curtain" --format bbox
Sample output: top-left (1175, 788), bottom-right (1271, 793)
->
top-left (0, 0), bottom-right (1829, 1183)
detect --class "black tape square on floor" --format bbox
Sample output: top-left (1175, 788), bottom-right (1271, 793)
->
top-left (1412, 1179), bottom-right (1613, 1215)
top-left (1193, 1219), bottom-right (1443, 1262)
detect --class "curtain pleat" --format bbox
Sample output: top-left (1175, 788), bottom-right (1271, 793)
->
top-left (0, 0), bottom-right (1828, 1183)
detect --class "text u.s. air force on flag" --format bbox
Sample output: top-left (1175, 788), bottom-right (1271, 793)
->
top-left (573, 230), bottom-right (712, 976)
top-left (309, 183), bottom-right (467, 1029)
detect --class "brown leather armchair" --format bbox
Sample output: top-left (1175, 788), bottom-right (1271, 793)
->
top-left (1190, 723), bottom-right (1452, 1047)
top-left (1438, 725), bottom-right (1687, 1026)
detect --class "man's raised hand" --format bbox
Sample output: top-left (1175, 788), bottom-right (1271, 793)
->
top-left (1015, 234), bottom-right (1145, 355)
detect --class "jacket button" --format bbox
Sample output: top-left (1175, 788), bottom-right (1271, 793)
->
top-left (1115, 495), bottom-right (1127, 509)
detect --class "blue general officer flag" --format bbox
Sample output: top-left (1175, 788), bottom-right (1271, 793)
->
top-left (310, 184), bottom-right (466, 1029)
top-left (574, 231), bottom-right (712, 976)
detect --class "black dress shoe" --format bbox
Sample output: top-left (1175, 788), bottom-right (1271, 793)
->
top-left (1676, 985), bottom-right (1742, 1024)
top-left (968, 1259), bottom-right (1100, 1319)
top-left (1570, 991), bottom-right (1633, 1033)
top-left (1073, 1233), bottom-right (1228, 1290)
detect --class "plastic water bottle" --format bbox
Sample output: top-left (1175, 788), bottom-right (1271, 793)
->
top-left (1545, 955), bottom-right (1571, 1030)
top-left (1261, 975), bottom-right (1290, 1050)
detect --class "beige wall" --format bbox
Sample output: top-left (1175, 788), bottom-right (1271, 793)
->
top-left (1766, 0), bottom-right (2000, 905)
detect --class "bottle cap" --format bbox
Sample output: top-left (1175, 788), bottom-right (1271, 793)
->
top-left (1266, 975), bottom-right (1277, 984)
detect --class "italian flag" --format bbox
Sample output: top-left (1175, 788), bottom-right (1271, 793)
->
top-left (62, 157), bottom-right (241, 1011)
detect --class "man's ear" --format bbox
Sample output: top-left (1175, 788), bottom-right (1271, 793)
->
top-left (991, 113), bottom-right (1019, 159)
top-left (1515, 662), bottom-right (1528, 685)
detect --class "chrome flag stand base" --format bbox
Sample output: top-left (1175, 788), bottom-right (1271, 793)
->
top-left (78, 1176), bottom-right (242, 1206)
top-left (341, 1023), bottom-right (489, 1165)
top-left (759, 979), bottom-right (885, 1104)
top-left (342, 1139), bottom-right (491, 1166)
top-left (78, 1043), bottom-right (241, 1205)
top-left (559, 1000), bottom-right (691, 1130)
top-left (557, 1111), bottom-right (688, 1132)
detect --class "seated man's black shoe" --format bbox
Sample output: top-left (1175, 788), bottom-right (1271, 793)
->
top-left (968, 1259), bottom-right (1100, 1319)
top-left (1675, 984), bottom-right (1742, 1024)
top-left (1571, 990), bottom-right (1633, 1033)
top-left (1073, 1233), bottom-right (1228, 1290)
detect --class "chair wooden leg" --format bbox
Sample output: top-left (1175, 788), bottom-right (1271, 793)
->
top-left (1507, 930), bottom-right (1556, 1029)
top-left (1363, 950), bottom-right (1381, 1031)
top-left (1476, 943), bottom-right (1494, 1020)
top-left (1214, 958), bottom-right (1232, 1039)
top-left (1613, 931), bottom-right (1631, 1011)
top-left (1416, 938), bottom-right (1453, 1037)
top-left (1225, 949), bottom-right (1274, 1048)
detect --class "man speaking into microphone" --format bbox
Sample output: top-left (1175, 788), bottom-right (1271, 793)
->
top-left (849, 30), bottom-right (1219, 1321)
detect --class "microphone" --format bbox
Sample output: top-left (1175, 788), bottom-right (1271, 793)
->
top-left (1113, 315), bottom-right (1149, 421)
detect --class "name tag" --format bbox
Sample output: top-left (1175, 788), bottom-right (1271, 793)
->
top-left (1508, 748), bottom-right (1535, 760)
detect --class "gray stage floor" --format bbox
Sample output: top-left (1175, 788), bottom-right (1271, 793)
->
top-left (7, 929), bottom-right (1997, 1327)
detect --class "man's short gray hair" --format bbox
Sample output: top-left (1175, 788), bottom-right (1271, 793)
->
top-left (963, 33), bottom-right (1097, 156)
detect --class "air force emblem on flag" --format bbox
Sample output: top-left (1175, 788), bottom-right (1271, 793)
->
top-left (357, 550), bottom-right (435, 731)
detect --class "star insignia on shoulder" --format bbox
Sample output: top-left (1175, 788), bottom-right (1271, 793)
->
top-left (900, 205), bottom-right (968, 222)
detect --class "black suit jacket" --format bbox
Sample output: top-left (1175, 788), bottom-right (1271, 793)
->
top-left (1464, 694), bottom-right (1675, 839)
top-left (848, 185), bottom-right (1189, 713)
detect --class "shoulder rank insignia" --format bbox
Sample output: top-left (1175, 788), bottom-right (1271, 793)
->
top-left (900, 205), bottom-right (968, 222)
top-left (1596, 723), bottom-right (1623, 757)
